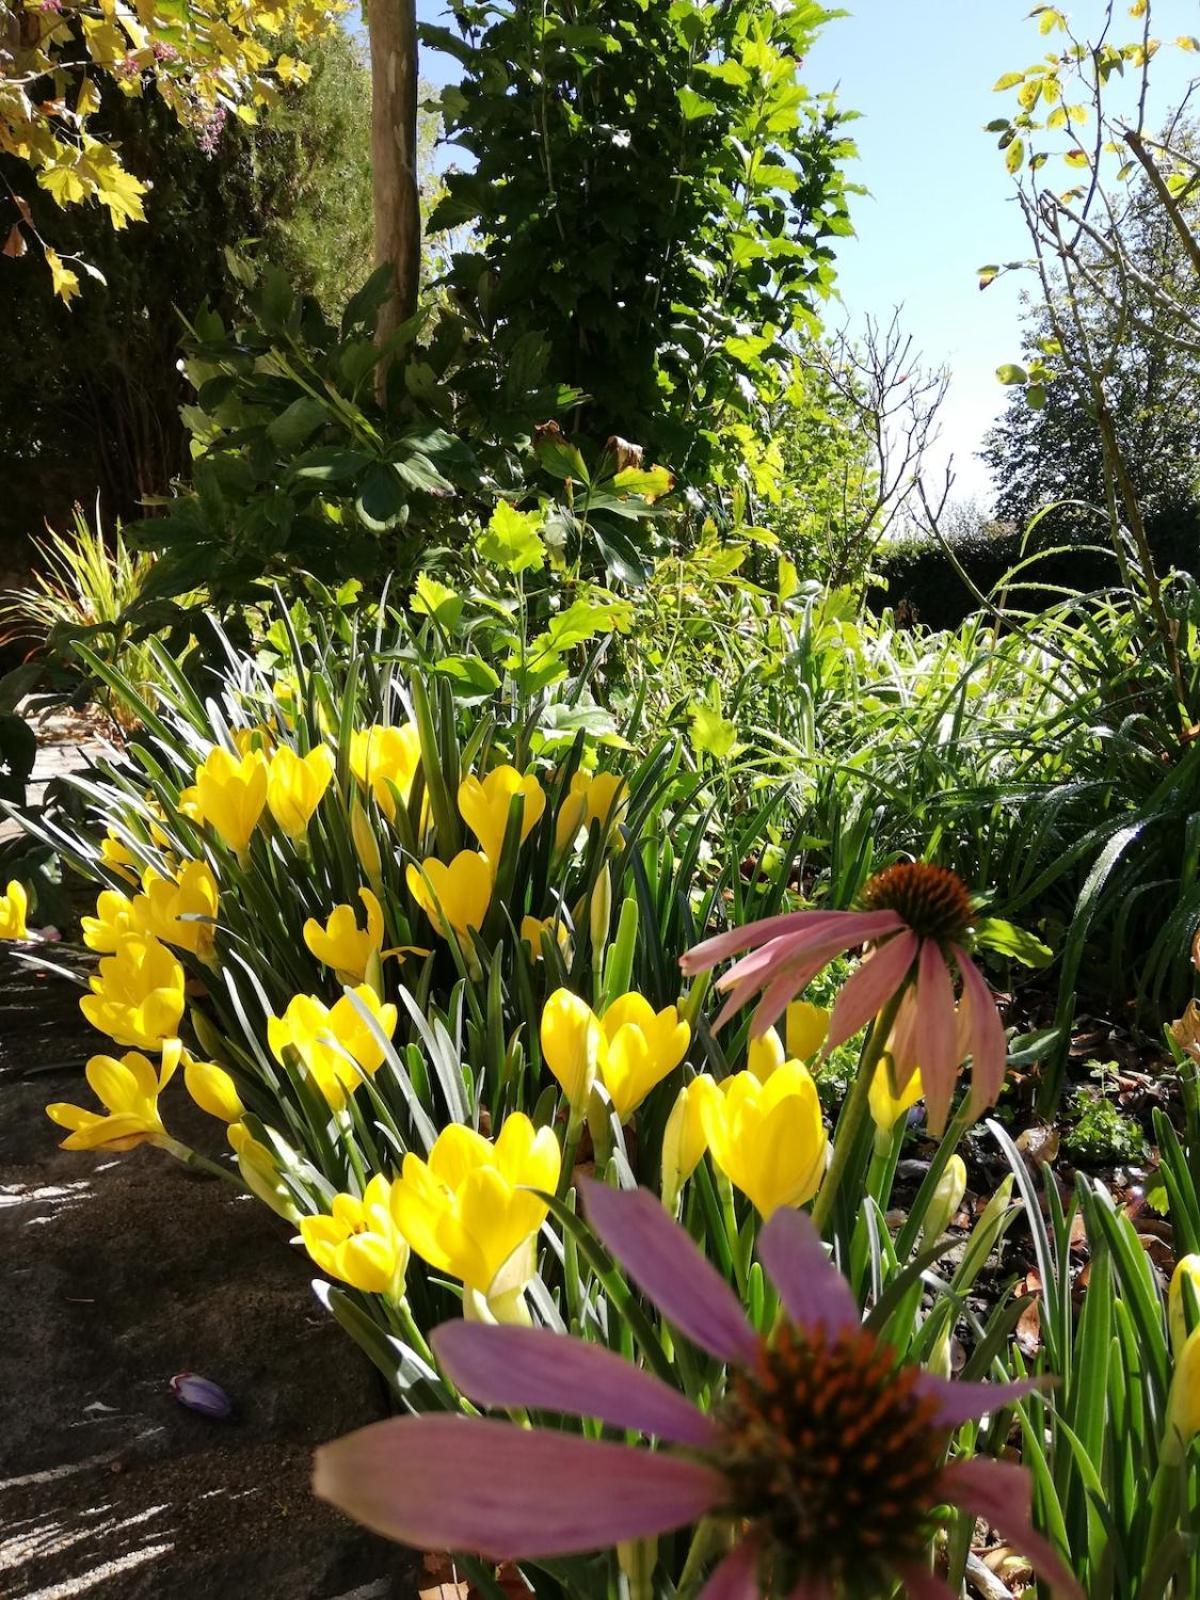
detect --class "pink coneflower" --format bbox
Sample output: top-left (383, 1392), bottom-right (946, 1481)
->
top-left (681, 863), bottom-right (1006, 1134)
top-left (314, 1183), bottom-right (1079, 1600)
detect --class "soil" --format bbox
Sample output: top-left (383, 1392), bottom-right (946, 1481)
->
top-left (0, 945), bottom-right (417, 1600)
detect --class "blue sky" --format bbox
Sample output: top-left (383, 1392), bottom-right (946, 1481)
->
top-left (414, 1), bottom-right (1197, 505)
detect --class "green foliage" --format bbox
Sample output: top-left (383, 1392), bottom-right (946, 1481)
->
top-left (0, 27), bottom-right (374, 545)
top-left (424, 0), bottom-right (856, 484)
top-left (1065, 1072), bottom-right (1148, 1166)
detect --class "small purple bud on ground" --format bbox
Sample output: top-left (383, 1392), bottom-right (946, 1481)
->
top-left (170, 1372), bottom-right (234, 1419)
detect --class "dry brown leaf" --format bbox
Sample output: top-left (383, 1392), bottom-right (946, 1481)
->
top-left (2, 224), bottom-right (26, 258)
top-left (1016, 1124), bottom-right (1059, 1165)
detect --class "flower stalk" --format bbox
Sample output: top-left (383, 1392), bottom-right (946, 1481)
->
top-left (811, 986), bottom-right (905, 1235)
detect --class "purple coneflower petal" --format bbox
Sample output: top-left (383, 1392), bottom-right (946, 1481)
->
top-left (895, 1565), bottom-right (956, 1600)
top-left (713, 947), bottom-right (831, 1034)
top-left (681, 911), bottom-right (845, 976)
top-left (954, 949), bottom-right (1007, 1114)
top-left (581, 1180), bottom-right (757, 1366)
top-left (888, 986), bottom-right (921, 1088)
top-left (431, 1322), bottom-right (717, 1447)
top-left (915, 938), bottom-right (959, 1136)
top-left (826, 930), bottom-right (918, 1054)
top-left (940, 1458), bottom-right (1082, 1599)
top-left (758, 1209), bottom-right (859, 1341)
top-left (698, 1537), bottom-right (763, 1600)
top-left (314, 1414), bottom-right (724, 1560)
top-left (914, 1372), bottom-right (1045, 1428)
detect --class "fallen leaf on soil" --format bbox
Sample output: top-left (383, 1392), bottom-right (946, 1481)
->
top-left (1016, 1124), bottom-right (1059, 1165)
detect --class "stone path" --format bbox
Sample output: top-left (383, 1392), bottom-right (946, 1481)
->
top-left (0, 713), bottom-right (417, 1599)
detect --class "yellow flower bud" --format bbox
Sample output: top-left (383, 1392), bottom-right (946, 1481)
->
top-left (785, 1000), bottom-right (830, 1061)
top-left (350, 795), bottom-right (383, 886)
top-left (1170, 1254), bottom-right (1200, 1357)
top-left (868, 1057), bottom-right (924, 1136)
top-left (661, 1078), bottom-right (709, 1212)
top-left (520, 913), bottom-right (570, 962)
top-left (540, 989), bottom-right (605, 1117)
top-left (184, 1058), bottom-right (245, 1122)
top-left (747, 1027), bottom-right (786, 1082)
top-left (589, 864), bottom-right (612, 965)
top-left (349, 723), bottom-right (421, 822)
top-left (923, 1154), bottom-right (968, 1243)
top-left (228, 1122), bottom-right (299, 1221)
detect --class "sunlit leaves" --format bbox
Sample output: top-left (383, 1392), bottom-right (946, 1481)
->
top-left (478, 504), bottom-right (546, 575)
top-left (3, 0), bottom-right (339, 296)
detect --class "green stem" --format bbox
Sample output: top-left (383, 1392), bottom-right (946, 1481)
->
top-left (811, 988), bottom-right (906, 1237)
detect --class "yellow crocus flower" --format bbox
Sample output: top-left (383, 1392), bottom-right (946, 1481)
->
top-left (46, 1043), bottom-right (179, 1151)
top-left (695, 1060), bottom-right (828, 1217)
top-left (520, 913), bottom-right (570, 962)
top-left (80, 934), bottom-right (186, 1051)
top-left (300, 1174), bottom-right (409, 1298)
top-left (266, 745), bottom-right (335, 840)
top-left (585, 772), bottom-right (627, 833)
top-left (138, 860), bottom-right (220, 960)
top-left (349, 723), bottom-right (422, 822)
top-left (1170, 1254), bottom-right (1200, 1356)
top-left (0, 880), bottom-right (28, 941)
top-left (747, 1026), bottom-right (786, 1082)
top-left (406, 851), bottom-right (492, 942)
top-left (184, 1057), bottom-right (245, 1122)
top-left (390, 1115), bottom-right (560, 1306)
top-left (304, 888), bottom-right (384, 986)
top-left (193, 746), bottom-right (268, 856)
top-left (599, 992), bottom-right (690, 1122)
top-left (458, 765), bottom-right (546, 863)
top-left (233, 724), bottom-right (275, 756)
top-left (786, 999), bottom-right (830, 1061)
top-left (267, 985), bottom-right (398, 1109)
top-left (1166, 1323), bottom-right (1200, 1462)
top-left (554, 770), bottom-right (627, 852)
top-left (82, 888), bottom-right (141, 953)
top-left (99, 833), bottom-right (139, 884)
top-left (228, 1121), bottom-right (299, 1221)
top-left (540, 988), bottom-right (606, 1116)
top-left (661, 1078), bottom-right (710, 1211)
top-left (868, 1057), bottom-right (925, 1134)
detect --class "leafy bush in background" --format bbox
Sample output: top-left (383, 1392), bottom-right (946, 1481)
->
top-left (425, 0), bottom-right (855, 487)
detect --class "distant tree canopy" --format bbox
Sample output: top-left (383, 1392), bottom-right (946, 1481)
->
top-left (0, 26), bottom-right (374, 548)
top-left (983, 132), bottom-right (1200, 580)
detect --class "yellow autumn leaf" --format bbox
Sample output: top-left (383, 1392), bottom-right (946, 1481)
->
top-left (37, 155), bottom-right (93, 207)
top-left (83, 142), bottom-right (148, 227)
top-left (45, 248), bottom-right (82, 305)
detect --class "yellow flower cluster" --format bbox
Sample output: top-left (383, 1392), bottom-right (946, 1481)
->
top-left (660, 1012), bottom-right (832, 1218)
top-left (83, 859), bottom-right (220, 963)
top-left (299, 1114), bottom-right (560, 1319)
top-left (540, 988), bottom-right (690, 1124)
top-left (190, 741), bottom-right (333, 856)
top-left (268, 986), bottom-right (398, 1110)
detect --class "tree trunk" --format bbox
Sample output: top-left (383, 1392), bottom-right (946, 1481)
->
top-left (368, 0), bottom-right (420, 357)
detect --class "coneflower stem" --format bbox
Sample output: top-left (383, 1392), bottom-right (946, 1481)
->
top-left (811, 988), bottom-right (906, 1236)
